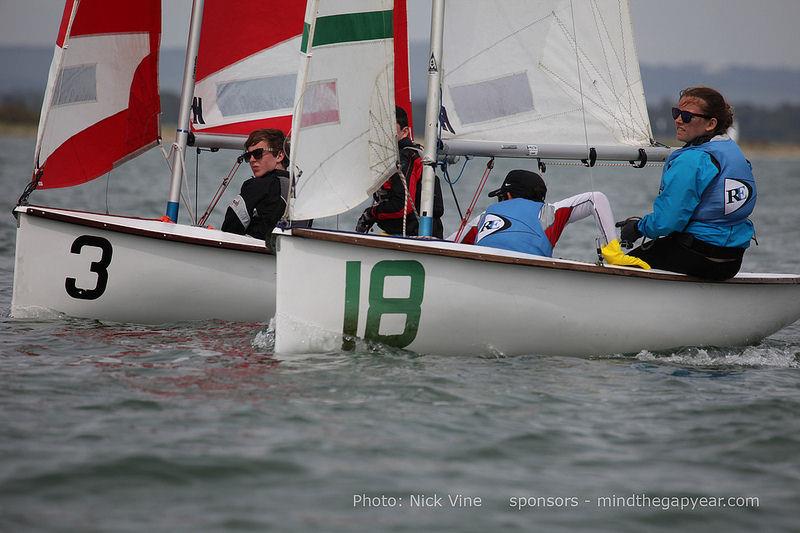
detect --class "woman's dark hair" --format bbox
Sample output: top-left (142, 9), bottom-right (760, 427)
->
top-left (680, 86), bottom-right (734, 135)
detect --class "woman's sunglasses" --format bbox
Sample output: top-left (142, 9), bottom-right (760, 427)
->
top-left (238, 147), bottom-right (277, 163)
top-left (671, 107), bottom-right (712, 123)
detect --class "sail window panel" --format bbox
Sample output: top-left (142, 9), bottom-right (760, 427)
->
top-left (300, 80), bottom-right (340, 128)
top-left (216, 74), bottom-right (296, 117)
top-left (53, 64), bottom-right (97, 106)
top-left (449, 72), bottom-right (534, 125)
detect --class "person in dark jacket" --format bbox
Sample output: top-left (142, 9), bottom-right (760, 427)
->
top-left (222, 128), bottom-right (289, 241)
top-left (617, 87), bottom-right (756, 280)
top-left (355, 106), bottom-right (445, 238)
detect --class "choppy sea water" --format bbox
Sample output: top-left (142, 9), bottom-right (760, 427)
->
top-left (1, 134), bottom-right (799, 532)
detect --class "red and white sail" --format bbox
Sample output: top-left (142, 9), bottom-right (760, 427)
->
top-left (34, 0), bottom-right (161, 189)
top-left (191, 0), bottom-right (411, 144)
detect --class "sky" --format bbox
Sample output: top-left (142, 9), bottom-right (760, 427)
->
top-left (1, 0), bottom-right (799, 69)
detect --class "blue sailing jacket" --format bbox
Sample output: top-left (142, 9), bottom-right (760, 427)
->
top-left (639, 137), bottom-right (756, 248)
top-left (475, 198), bottom-right (553, 256)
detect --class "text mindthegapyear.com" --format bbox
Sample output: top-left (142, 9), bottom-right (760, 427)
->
top-left (352, 493), bottom-right (760, 512)
top-left (509, 494), bottom-right (759, 511)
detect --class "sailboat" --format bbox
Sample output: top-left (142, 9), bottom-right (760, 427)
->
top-left (10, 0), bottom-right (411, 324)
top-left (273, 0), bottom-right (800, 357)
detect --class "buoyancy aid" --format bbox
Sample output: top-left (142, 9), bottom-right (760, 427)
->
top-left (475, 198), bottom-right (553, 256)
top-left (665, 137), bottom-right (756, 226)
top-left (373, 139), bottom-right (444, 237)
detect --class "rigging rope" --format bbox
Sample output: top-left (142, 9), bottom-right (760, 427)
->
top-left (442, 160), bottom-right (466, 221)
top-left (16, 175), bottom-right (39, 206)
top-left (198, 158), bottom-right (242, 228)
top-left (454, 157), bottom-right (494, 243)
top-left (400, 164), bottom-right (411, 237)
top-left (569, 0), bottom-right (603, 261)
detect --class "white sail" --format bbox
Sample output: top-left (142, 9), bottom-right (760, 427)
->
top-left (440, 0), bottom-right (652, 147)
top-left (289, 0), bottom-right (398, 221)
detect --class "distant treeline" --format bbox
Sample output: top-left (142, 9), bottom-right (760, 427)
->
top-left (648, 100), bottom-right (800, 144)
top-left (3, 92), bottom-right (799, 145)
top-left (0, 93), bottom-right (41, 125)
top-left (411, 100), bottom-right (800, 145)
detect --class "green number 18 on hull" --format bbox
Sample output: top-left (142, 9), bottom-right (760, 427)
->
top-left (342, 260), bottom-right (426, 350)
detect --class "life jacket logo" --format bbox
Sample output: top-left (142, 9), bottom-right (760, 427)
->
top-left (476, 214), bottom-right (510, 242)
top-left (724, 178), bottom-right (751, 215)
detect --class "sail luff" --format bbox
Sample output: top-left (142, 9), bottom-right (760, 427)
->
top-left (287, 0), bottom-right (321, 221)
top-left (393, 0), bottom-right (412, 133)
top-left (33, 0), bottom-right (79, 176)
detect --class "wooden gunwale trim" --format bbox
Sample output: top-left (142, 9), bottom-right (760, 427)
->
top-left (21, 206), bottom-right (271, 255)
top-left (290, 228), bottom-right (800, 285)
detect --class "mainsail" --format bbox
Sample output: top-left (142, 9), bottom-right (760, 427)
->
top-left (190, 0), bottom-right (306, 141)
top-left (191, 0), bottom-right (411, 152)
top-left (440, 0), bottom-right (653, 147)
top-left (289, 0), bottom-right (409, 221)
top-left (33, 0), bottom-right (161, 189)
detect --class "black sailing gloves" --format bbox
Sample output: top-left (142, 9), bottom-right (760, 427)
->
top-left (616, 217), bottom-right (643, 248)
top-left (355, 208), bottom-right (376, 234)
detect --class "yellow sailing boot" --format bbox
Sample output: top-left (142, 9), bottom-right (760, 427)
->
top-left (601, 239), bottom-right (651, 269)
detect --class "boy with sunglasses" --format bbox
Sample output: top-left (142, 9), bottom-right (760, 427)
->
top-left (221, 128), bottom-right (290, 243)
top-left (616, 86), bottom-right (756, 280)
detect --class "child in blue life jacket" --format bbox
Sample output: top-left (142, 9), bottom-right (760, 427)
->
top-left (464, 169), bottom-right (648, 269)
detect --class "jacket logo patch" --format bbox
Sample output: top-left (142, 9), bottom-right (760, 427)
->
top-left (724, 178), bottom-right (751, 215)
top-left (477, 214), bottom-right (510, 241)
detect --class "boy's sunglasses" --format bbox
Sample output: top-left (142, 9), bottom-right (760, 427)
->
top-left (238, 147), bottom-right (277, 163)
top-left (671, 107), bottom-right (712, 123)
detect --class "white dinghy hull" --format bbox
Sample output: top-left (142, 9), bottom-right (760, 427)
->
top-left (12, 206), bottom-right (275, 324)
top-left (275, 229), bottom-right (800, 357)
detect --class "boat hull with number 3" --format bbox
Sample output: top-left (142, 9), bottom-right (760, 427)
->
top-left (12, 206), bottom-right (275, 323)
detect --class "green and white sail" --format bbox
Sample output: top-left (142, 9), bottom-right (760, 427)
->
top-left (289, 0), bottom-right (398, 221)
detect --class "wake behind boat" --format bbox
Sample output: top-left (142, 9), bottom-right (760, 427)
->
top-left (273, 0), bottom-right (800, 357)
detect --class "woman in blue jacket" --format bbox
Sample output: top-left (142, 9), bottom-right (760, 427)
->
top-left (618, 87), bottom-right (756, 281)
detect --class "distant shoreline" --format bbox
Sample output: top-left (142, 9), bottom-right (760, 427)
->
top-left (3, 121), bottom-right (800, 159)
